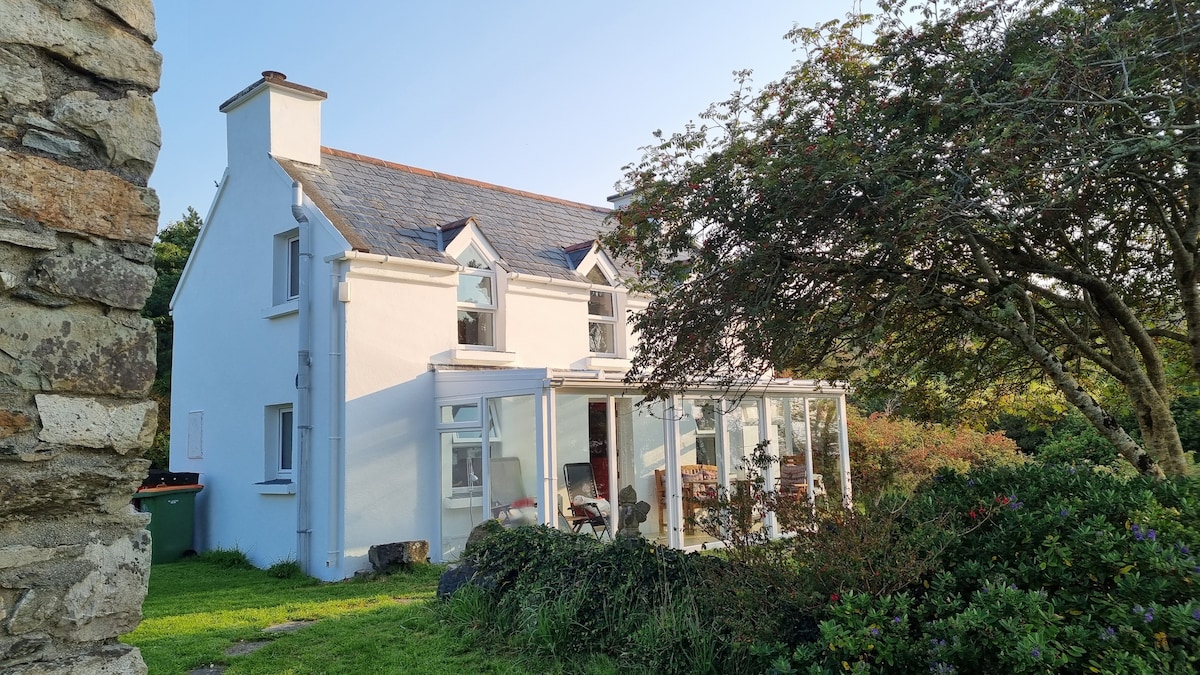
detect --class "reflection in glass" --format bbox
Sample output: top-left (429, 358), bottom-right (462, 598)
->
top-left (589, 321), bottom-right (614, 353)
top-left (458, 310), bottom-right (495, 346)
top-left (588, 290), bottom-right (614, 317)
top-left (458, 274), bottom-right (493, 304)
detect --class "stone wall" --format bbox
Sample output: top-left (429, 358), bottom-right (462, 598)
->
top-left (0, 1), bottom-right (161, 672)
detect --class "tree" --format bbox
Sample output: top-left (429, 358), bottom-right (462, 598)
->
top-left (142, 207), bottom-right (201, 467)
top-left (605, 0), bottom-right (1199, 476)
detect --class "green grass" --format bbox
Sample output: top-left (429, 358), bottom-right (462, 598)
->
top-left (120, 556), bottom-right (550, 674)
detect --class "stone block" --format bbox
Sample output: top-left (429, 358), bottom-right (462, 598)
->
top-left (0, 0), bottom-right (161, 89)
top-left (21, 130), bottom-right (84, 158)
top-left (0, 46), bottom-right (47, 107)
top-left (92, 0), bottom-right (157, 42)
top-left (0, 216), bottom-right (57, 250)
top-left (367, 540), bottom-right (430, 572)
top-left (436, 563), bottom-right (475, 600)
top-left (28, 240), bottom-right (156, 310)
top-left (0, 409), bottom-right (34, 439)
top-left (52, 90), bottom-right (161, 177)
top-left (0, 450), bottom-right (150, 520)
top-left (0, 529), bottom-right (150, 640)
top-left (0, 303), bottom-right (155, 396)
top-left (0, 151), bottom-right (159, 245)
top-left (35, 395), bottom-right (155, 453)
top-left (2, 643), bottom-right (146, 675)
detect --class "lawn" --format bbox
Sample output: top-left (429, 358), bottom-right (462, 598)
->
top-left (121, 555), bottom-right (537, 674)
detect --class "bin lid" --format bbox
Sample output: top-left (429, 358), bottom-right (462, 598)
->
top-left (134, 484), bottom-right (204, 495)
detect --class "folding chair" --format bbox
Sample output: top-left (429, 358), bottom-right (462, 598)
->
top-left (561, 462), bottom-right (611, 539)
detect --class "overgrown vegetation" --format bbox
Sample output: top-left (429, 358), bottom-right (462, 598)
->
top-left (443, 459), bottom-right (1200, 673)
top-left (848, 408), bottom-right (1026, 504)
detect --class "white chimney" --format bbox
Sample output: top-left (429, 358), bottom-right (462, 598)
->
top-left (219, 71), bottom-right (327, 168)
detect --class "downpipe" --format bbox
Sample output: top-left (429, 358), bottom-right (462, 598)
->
top-left (292, 181), bottom-right (313, 575)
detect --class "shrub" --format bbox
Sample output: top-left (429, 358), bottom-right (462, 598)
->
top-left (848, 409), bottom-right (1025, 504)
top-left (790, 463), bottom-right (1200, 673)
top-left (266, 559), bottom-right (305, 579)
top-left (1032, 409), bottom-right (1125, 468)
top-left (196, 547), bottom-right (253, 569)
top-left (443, 525), bottom-right (805, 673)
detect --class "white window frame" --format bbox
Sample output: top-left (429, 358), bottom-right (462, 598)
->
top-left (265, 404), bottom-right (295, 481)
top-left (286, 235), bottom-right (300, 300)
top-left (580, 257), bottom-right (625, 357)
top-left (456, 263), bottom-right (497, 347)
top-left (271, 228), bottom-right (301, 307)
top-left (445, 226), bottom-right (506, 351)
top-left (438, 397), bottom-right (500, 500)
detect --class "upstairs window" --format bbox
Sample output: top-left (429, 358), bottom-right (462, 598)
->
top-left (271, 228), bottom-right (301, 307)
top-left (586, 266), bottom-right (616, 355)
top-left (286, 235), bottom-right (300, 300)
top-left (456, 244), bottom-right (496, 347)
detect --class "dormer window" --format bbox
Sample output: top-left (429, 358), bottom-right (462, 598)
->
top-left (586, 266), bottom-right (617, 355)
top-left (456, 243), bottom-right (496, 347)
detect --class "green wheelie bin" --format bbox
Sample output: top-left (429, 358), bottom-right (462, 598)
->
top-left (134, 484), bottom-right (203, 564)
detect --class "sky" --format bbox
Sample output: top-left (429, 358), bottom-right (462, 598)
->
top-left (151, 1), bottom-right (869, 229)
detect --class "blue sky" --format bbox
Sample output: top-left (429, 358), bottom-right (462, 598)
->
top-left (151, 2), bottom-right (866, 228)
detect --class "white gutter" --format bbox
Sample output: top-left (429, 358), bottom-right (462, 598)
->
top-left (325, 249), bottom-right (458, 271)
top-left (507, 271), bottom-right (593, 290)
top-left (292, 181), bottom-right (314, 575)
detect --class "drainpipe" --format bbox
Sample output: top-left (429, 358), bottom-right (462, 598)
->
top-left (326, 259), bottom-right (347, 573)
top-left (292, 181), bottom-right (313, 575)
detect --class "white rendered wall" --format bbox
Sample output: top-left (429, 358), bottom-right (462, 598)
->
top-left (170, 152), bottom-right (346, 579)
top-left (339, 265), bottom-right (456, 571)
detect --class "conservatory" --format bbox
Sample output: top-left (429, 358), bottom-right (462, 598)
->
top-left (435, 367), bottom-right (851, 559)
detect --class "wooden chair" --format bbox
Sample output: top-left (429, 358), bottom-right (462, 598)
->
top-left (654, 469), bottom-right (667, 531)
top-left (654, 465), bottom-right (723, 535)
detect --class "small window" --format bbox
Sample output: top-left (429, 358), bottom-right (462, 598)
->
top-left (287, 236), bottom-right (300, 300)
top-left (266, 404), bottom-right (294, 480)
top-left (272, 229), bottom-right (301, 306)
top-left (456, 245), bottom-right (496, 347)
top-left (586, 268), bottom-right (617, 355)
top-left (279, 409), bottom-right (294, 472)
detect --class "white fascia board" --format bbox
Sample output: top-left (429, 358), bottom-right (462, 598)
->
top-left (169, 167), bottom-right (229, 313)
top-left (575, 246), bottom-right (622, 284)
top-left (443, 219), bottom-right (503, 267)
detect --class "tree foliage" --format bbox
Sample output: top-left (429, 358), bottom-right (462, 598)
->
top-left (606, 0), bottom-right (1200, 476)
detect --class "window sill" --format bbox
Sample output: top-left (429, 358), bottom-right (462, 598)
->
top-left (450, 348), bottom-right (517, 366)
top-left (586, 356), bottom-right (630, 372)
top-left (262, 300), bottom-right (298, 319)
top-left (443, 495), bottom-right (484, 510)
top-left (255, 479), bottom-right (296, 495)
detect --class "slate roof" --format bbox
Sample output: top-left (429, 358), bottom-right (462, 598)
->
top-left (278, 148), bottom-right (615, 281)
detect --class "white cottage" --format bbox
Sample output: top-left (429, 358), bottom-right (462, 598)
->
top-left (170, 72), bottom-right (851, 580)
